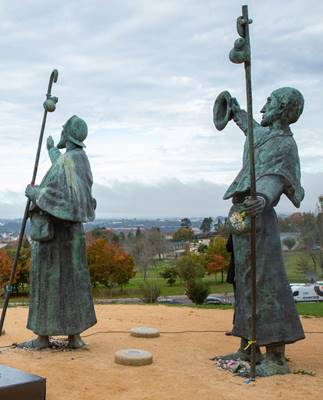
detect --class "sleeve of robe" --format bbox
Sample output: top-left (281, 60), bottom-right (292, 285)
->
top-left (224, 133), bottom-right (304, 208)
top-left (233, 109), bottom-right (263, 136)
top-left (256, 135), bottom-right (304, 207)
top-left (34, 149), bottom-right (96, 222)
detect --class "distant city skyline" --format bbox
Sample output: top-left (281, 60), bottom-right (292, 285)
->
top-left (0, 1), bottom-right (323, 218)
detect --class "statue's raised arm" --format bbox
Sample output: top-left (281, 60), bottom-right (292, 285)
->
top-left (213, 91), bottom-right (264, 136)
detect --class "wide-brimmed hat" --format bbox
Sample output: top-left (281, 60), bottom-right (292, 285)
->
top-left (213, 91), bottom-right (233, 131)
top-left (65, 115), bottom-right (88, 147)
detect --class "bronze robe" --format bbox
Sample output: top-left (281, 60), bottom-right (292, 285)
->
top-left (27, 147), bottom-right (97, 335)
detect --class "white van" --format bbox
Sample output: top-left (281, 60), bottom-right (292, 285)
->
top-left (290, 281), bottom-right (323, 302)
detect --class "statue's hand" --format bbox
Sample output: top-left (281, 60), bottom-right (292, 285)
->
top-left (243, 196), bottom-right (266, 216)
top-left (230, 97), bottom-right (241, 118)
top-left (47, 136), bottom-right (55, 150)
top-left (25, 184), bottom-right (38, 202)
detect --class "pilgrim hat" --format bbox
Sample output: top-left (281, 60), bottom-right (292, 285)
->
top-left (213, 90), bottom-right (233, 131)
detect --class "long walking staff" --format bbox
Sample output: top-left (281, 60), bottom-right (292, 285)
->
top-left (229, 5), bottom-right (257, 380)
top-left (0, 69), bottom-right (59, 335)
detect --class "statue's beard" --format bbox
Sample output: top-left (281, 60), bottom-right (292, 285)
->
top-left (57, 134), bottom-right (66, 149)
top-left (261, 111), bottom-right (276, 127)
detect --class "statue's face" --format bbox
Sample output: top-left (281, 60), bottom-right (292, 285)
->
top-left (57, 125), bottom-right (67, 149)
top-left (260, 94), bottom-right (281, 127)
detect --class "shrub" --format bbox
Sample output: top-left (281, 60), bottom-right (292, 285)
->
top-left (140, 281), bottom-right (161, 303)
top-left (186, 280), bottom-right (209, 304)
top-left (177, 253), bottom-right (205, 283)
top-left (197, 243), bottom-right (208, 253)
top-left (160, 266), bottom-right (178, 286)
top-left (282, 237), bottom-right (296, 250)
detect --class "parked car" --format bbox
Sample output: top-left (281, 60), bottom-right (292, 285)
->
top-left (204, 295), bottom-right (228, 305)
top-left (157, 297), bottom-right (180, 305)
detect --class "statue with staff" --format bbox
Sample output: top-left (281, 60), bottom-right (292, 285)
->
top-left (213, 5), bottom-right (305, 377)
top-left (0, 70), bottom-right (97, 349)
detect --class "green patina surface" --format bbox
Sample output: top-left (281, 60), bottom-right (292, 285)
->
top-left (25, 116), bottom-right (97, 336)
top-left (218, 87), bottom-right (305, 347)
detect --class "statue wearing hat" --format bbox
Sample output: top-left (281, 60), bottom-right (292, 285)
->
top-left (21, 115), bottom-right (97, 349)
top-left (213, 87), bottom-right (305, 376)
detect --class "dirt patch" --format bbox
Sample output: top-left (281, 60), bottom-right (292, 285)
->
top-left (0, 305), bottom-right (322, 400)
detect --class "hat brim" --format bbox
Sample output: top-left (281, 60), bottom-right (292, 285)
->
top-left (213, 90), bottom-right (232, 131)
top-left (69, 137), bottom-right (86, 148)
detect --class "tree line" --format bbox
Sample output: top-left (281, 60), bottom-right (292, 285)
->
top-left (0, 222), bottom-right (231, 298)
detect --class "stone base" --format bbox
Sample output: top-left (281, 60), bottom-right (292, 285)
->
top-left (115, 349), bottom-right (153, 366)
top-left (0, 364), bottom-right (46, 400)
top-left (130, 326), bottom-right (160, 338)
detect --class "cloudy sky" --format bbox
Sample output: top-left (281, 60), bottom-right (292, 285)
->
top-left (0, 0), bottom-right (323, 218)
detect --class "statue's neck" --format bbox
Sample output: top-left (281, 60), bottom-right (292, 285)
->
top-left (270, 120), bottom-right (290, 134)
top-left (66, 141), bottom-right (80, 151)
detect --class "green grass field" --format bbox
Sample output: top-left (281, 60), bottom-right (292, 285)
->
top-left (92, 259), bottom-right (233, 298)
top-left (283, 250), bottom-right (315, 282)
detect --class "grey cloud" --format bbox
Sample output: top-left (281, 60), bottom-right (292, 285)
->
top-left (1, 170), bottom-right (322, 219)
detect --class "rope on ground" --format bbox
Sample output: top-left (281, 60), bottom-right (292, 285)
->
top-left (81, 329), bottom-right (323, 338)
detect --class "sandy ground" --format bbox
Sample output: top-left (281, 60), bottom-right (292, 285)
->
top-left (0, 305), bottom-right (322, 400)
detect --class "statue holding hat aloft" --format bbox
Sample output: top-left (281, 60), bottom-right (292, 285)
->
top-left (20, 115), bottom-right (97, 349)
top-left (212, 6), bottom-right (305, 377)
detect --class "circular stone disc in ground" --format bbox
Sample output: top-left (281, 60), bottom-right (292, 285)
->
top-left (130, 326), bottom-right (160, 338)
top-left (115, 349), bottom-right (153, 366)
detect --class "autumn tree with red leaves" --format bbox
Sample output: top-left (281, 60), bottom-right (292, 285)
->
top-left (2, 238), bottom-right (31, 294)
top-left (87, 238), bottom-right (136, 288)
top-left (206, 236), bottom-right (229, 282)
top-left (0, 249), bottom-right (11, 291)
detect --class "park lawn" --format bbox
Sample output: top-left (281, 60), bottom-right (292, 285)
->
top-left (283, 250), bottom-right (315, 282)
top-left (93, 259), bottom-right (232, 298)
top-left (296, 302), bottom-right (323, 317)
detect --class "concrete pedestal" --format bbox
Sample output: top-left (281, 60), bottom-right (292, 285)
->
top-left (0, 364), bottom-right (46, 399)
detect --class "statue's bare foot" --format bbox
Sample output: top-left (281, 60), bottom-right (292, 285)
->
top-left (17, 335), bottom-right (50, 350)
top-left (256, 358), bottom-right (290, 377)
top-left (68, 334), bottom-right (85, 349)
top-left (239, 358), bottom-right (290, 377)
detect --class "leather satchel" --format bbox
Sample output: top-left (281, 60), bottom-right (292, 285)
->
top-left (30, 210), bottom-right (54, 242)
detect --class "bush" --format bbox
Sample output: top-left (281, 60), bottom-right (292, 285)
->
top-left (140, 281), bottom-right (161, 303)
top-left (197, 244), bottom-right (208, 253)
top-left (186, 280), bottom-right (209, 304)
top-left (160, 266), bottom-right (178, 286)
top-left (177, 253), bottom-right (205, 283)
top-left (282, 237), bottom-right (296, 250)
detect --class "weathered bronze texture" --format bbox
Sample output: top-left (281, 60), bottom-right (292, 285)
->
top-left (214, 5), bottom-right (305, 378)
top-left (20, 115), bottom-right (97, 349)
